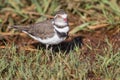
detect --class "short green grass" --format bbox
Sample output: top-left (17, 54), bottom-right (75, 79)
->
top-left (0, 41), bottom-right (120, 80)
top-left (0, 0), bottom-right (120, 80)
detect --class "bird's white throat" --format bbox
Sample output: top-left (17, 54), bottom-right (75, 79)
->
top-left (54, 21), bottom-right (68, 26)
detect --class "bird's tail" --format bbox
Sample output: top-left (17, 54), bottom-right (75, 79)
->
top-left (10, 25), bottom-right (28, 31)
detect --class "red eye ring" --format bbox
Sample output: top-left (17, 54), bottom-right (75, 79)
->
top-left (64, 18), bottom-right (67, 22)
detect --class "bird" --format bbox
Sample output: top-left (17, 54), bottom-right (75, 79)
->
top-left (12, 10), bottom-right (69, 52)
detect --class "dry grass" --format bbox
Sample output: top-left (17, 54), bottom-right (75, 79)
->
top-left (0, 0), bottom-right (120, 80)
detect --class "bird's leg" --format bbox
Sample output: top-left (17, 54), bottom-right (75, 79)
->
top-left (49, 45), bottom-right (53, 53)
top-left (46, 44), bottom-right (49, 53)
top-left (46, 44), bottom-right (50, 60)
top-left (46, 44), bottom-right (53, 53)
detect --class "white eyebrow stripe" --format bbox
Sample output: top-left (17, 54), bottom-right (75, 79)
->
top-left (61, 14), bottom-right (67, 18)
top-left (54, 14), bottom-right (67, 19)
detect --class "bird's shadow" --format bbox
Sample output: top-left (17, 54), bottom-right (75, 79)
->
top-left (32, 36), bottom-right (84, 53)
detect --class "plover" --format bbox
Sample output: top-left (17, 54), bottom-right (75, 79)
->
top-left (12, 10), bottom-right (69, 52)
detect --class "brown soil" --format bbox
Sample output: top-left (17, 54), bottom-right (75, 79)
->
top-left (0, 14), bottom-right (120, 54)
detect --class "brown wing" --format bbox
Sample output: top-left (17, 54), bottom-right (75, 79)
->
top-left (25, 20), bottom-right (55, 39)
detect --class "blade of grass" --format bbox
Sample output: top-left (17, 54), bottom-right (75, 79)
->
top-left (69, 22), bottom-right (90, 34)
top-left (43, 0), bottom-right (52, 13)
top-left (31, 0), bottom-right (43, 15)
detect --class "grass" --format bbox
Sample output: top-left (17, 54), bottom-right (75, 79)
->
top-left (0, 0), bottom-right (120, 80)
top-left (0, 40), bottom-right (120, 80)
top-left (1, 0), bottom-right (120, 31)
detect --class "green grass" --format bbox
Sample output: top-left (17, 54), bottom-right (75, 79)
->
top-left (0, 0), bottom-right (120, 80)
top-left (1, 0), bottom-right (120, 31)
top-left (0, 41), bottom-right (120, 80)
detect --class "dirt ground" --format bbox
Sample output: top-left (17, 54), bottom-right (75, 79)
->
top-left (0, 15), bottom-right (119, 54)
